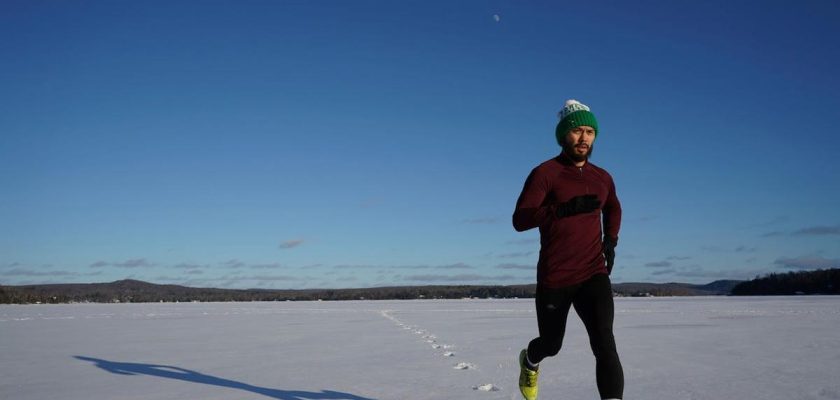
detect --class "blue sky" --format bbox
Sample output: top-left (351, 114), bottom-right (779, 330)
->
top-left (2, 0), bottom-right (839, 289)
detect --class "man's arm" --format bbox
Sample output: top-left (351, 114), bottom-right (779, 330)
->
top-left (512, 168), bottom-right (554, 232)
top-left (602, 176), bottom-right (621, 274)
top-left (602, 176), bottom-right (622, 243)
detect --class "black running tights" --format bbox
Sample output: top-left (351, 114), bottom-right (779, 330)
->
top-left (526, 273), bottom-right (624, 399)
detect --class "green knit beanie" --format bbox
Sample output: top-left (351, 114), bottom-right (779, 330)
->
top-left (555, 99), bottom-right (598, 146)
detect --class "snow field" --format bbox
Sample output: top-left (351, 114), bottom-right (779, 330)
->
top-left (1, 297), bottom-right (840, 399)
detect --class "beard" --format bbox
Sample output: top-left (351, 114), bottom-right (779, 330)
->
top-left (562, 142), bottom-right (595, 163)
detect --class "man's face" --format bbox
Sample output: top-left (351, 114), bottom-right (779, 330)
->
top-left (562, 126), bottom-right (596, 162)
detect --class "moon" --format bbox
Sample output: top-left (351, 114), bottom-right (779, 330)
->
top-left (493, 14), bottom-right (500, 22)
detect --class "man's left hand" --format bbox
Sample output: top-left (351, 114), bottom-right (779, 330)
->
top-left (603, 236), bottom-right (617, 274)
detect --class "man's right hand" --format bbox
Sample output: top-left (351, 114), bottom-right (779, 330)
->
top-left (555, 194), bottom-right (600, 218)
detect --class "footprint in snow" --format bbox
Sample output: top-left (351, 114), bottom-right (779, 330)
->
top-left (453, 362), bottom-right (476, 370)
top-left (381, 309), bottom-right (464, 369)
top-left (472, 384), bottom-right (499, 392)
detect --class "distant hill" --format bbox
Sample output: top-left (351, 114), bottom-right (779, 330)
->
top-left (611, 280), bottom-right (742, 297)
top-left (0, 279), bottom-right (536, 304)
top-left (5, 270), bottom-right (837, 304)
top-left (731, 269), bottom-right (840, 295)
top-left (0, 278), bottom-right (743, 304)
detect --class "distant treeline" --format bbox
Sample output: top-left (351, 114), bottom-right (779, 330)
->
top-left (0, 278), bottom-right (743, 304)
top-left (5, 270), bottom-right (837, 303)
top-left (0, 269), bottom-right (840, 304)
top-left (0, 280), bottom-right (538, 304)
top-left (730, 269), bottom-right (840, 295)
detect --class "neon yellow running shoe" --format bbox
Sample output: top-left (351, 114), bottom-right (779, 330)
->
top-left (518, 349), bottom-right (539, 400)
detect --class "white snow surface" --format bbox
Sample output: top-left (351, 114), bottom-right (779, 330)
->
top-left (2, 297), bottom-right (840, 400)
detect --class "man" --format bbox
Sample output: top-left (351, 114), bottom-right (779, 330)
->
top-left (513, 99), bottom-right (623, 400)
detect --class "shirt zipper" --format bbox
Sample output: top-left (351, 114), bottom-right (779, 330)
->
top-left (579, 167), bottom-right (590, 194)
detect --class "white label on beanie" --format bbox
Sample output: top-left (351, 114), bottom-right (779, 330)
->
top-left (558, 99), bottom-right (591, 120)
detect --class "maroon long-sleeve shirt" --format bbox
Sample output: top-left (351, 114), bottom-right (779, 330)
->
top-left (513, 153), bottom-right (621, 288)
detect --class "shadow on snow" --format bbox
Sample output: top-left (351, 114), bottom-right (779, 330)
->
top-left (74, 356), bottom-right (376, 400)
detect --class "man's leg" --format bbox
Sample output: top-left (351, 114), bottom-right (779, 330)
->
top-left (519, 285), bottom-right (577, 400)
top-left (527, 285), bottom-right (577, 365)
top-left (573, 274), bottom-right (624, 399)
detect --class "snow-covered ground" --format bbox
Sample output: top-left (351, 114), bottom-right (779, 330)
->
top-left (2, 297), bottom-right (839, 400)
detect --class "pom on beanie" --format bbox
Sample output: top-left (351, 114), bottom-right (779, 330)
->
top-left (555, 99), bottom-right (598, 146)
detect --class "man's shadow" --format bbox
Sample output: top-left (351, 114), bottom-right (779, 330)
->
top-left (74, 356), bottom-right (376, 400)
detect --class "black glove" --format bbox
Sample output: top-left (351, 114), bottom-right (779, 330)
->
top-left (555, 194), bottom-right (600, 218)
top-left (603, 236), bottom-right (617, 274)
